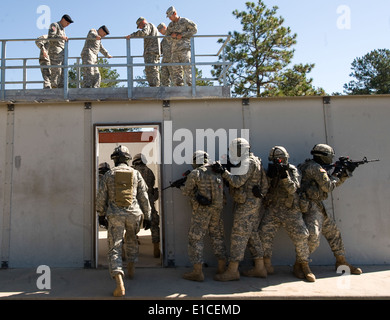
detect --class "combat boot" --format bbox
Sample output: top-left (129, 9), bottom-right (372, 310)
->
top-left (242, 258), bottom-right (267, 278)
top-left (335, 255), bottom-right (362, 275)
top-left (153, 242), bottom-right (160, 258)
top-left (216, 259), bottom-right (226, 274)
top-left (113, 273), bottom-right (125, 297)
top-left (293, 260), bottom-right (305, 279)
top-left (127, 262), bottom-right (135, 279)
top-left (182, 263), bottom-right (204, 282)
top-left (301, 262), bottom-right (316, 282)
top-left (214, 261), bottom-right (240, 281)
top-left (264, 257), bottom-right (274, 275)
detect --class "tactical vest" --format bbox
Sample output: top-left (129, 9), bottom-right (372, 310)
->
top-left (114, 171), bottom-right (134, 207)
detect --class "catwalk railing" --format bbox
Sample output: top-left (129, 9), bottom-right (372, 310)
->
top-left (0, 34), bottom-right (232, 100)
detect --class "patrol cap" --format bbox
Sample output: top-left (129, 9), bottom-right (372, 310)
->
top-left (157, 22), bottom-right (166, 30)
top-left (136, 17), bottom-right (145, 27)
top-left (62, 14), bottom-right (74, 23)
top-left (166, 6), bottom-right (176, 17)
top-left (99, 25), bottom-right (110, 35)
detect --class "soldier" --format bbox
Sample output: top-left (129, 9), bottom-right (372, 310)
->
top-left (212, 138), bottom-right (269, 281)
top-left (298, 144), bottom-right (362, 275)
top-left (131, 153), bottom-right (160, 258)
top-left (35, 35), bottom-right (51, 89)
top-left (126, 17), bottom-right (160, 87)
top-left (96, 145), bottom-right (151, 297)
top-left (47, 14), bottom-right (73, 88)
top-left (259, 146), bottom-right (315, 282)
top-left (157, 23), bottom-right (173, 87)
top-left (165, 6), bottom-right (197, 86)
top-left (179, 150), bottom-right (227, 282)
top-left (80, 25), bottom-right (112, 88)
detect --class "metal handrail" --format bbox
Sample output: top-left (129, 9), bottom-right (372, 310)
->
top-left (0, 34), bottom-right (231, 100)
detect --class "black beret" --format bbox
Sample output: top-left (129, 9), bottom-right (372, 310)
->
top-left (62, 14), bottom-right (74, 23)
top-left (100, 25), bottom-right (110, 35)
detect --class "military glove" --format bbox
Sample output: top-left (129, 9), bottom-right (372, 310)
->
top-left (212, 161), bottom-right (226, 174)
top-left (98, 216), bottom-right (108, 229)
top-left (143, 219), bottom-right (151, 230)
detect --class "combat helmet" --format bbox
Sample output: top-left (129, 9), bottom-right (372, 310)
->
top-left (132, 153), bottom-right (147, 165)
top-left (111, 145), bottom-right (132, 164)
top-left (310, 143), bottom-right (335, 165)
top-left (268, 146), bottom-right (289, 164)
top-left (229, 138), bottom-right (250, 165)
top-left (192, 150), bottom-right (209, 168)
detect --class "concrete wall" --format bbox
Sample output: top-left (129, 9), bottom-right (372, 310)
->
top-left (1, 95), bottom-right (389, 268)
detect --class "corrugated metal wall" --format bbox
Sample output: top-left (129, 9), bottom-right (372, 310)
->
top-left (1, 96), bottom-right (389, 268)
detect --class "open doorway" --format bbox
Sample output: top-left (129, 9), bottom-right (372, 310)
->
top-left (94, 123), bottom-right (162, 268)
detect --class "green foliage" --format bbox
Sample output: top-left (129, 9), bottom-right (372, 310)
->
top-left (213, 0), bottom-right (325, 97)
top-left (263, 63), bottom-right (326, 96)
top-left (344, 49), bottom-right (390, 95)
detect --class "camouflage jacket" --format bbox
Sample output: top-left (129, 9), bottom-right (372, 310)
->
top-left (47, 21), bottom-right (67, 54)
top-left (166, 17), bottom-right (197, 51)
top-left (96, 163), bottom-right (151, 219)
top-left (131, 22), bottom-right (160, 55)
top-left (181, 163), bottom-right (224, 210)
top-left (223, 154), bottom-right (268, 204)
top-left (131, 163), bottom-right (157, 202)
top-left (160, 36), bottom-right (173, 62)
top-left (265, 164), bottom-right (301, 209)
top-left (81, 29), bottom-right (110, 58)
top-left (298, 159), bottom-right (347, 201)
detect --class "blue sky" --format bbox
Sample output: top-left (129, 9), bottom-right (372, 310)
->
top-left (1, 0), bottom-right (390, 94)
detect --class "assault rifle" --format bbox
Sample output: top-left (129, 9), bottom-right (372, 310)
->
top-left (323, 156), bottom-right (380, 177)
top-left (163, 170), bottom-right (191, 190)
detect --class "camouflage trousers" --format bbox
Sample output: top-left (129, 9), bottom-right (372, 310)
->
top-left (82, 55), bottom-right (101, 88)
top-left (150, 206), bottom-right (160, 243)
top-left (259, 205), bottom-right (310, 263)
top-left (39, 58), bottom-right (51, 88)
top-left (144, 53), bottom-right (160, 87)
top-left (230, 199), bottom-right (264, 262)
top-left (49, 52), bottom-right (64, 88)
top-left (107, 214), bottom-right (141, 278)
top-left (160, 58), bottom-right (172, 86)
top-left (303, 200), bottom-right (345, 256)
top-left (171, 49), bottom-right (192, 86)
top-left (187, 206), bottom-right (227, 265)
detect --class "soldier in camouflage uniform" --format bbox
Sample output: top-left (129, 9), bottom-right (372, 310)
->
top-left (35, 35), bottom-right (51, 89)
top-left (179, 150), bottom-right (227, 282)
top-left (131, 153), bottom-right (160, 258)
top-left (80, 25), bottom-right (112, 88)
top-left (213, 138), bottom-right (269, 281)
top-left (298, 144), bottom-right (362, 275)
top-left (126, 17), bottom-right (160, 87)
top-left (165, 6), bottom-right (197, 86)
top-left (47, 14), bottom-right (73, 88)
top-left (259, 146), bottom-right (315, 282)
top-left (157, 23), bottom-right (173, 87)
top-left (96, 145), bottom-right (151, 297)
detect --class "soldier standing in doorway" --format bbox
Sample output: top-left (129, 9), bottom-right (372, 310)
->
top-left (132, 153), bottom-right (161, 258)
top-left (96, 145), bottom-right (151, 297)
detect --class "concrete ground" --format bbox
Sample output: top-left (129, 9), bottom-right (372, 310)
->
top-left (0, 265), bottom-right (389, 300)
